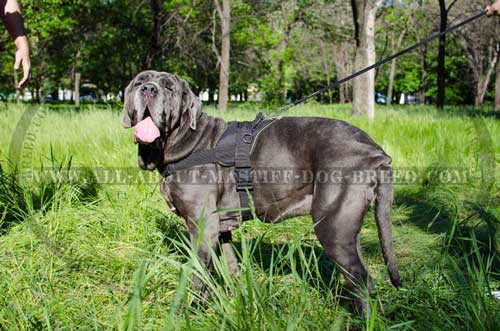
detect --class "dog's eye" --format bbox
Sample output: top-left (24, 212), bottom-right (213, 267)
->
top-left (134, 81), bottom-right (143, 87)
top-left (160, 79), bottom-right (174, 91)
top-left (162, 84), bottom-right (173, 92)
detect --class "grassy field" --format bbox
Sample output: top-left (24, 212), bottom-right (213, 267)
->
top-left (0, 102), bottom-right (499, 330)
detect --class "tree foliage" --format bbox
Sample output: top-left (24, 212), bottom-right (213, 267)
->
top-left (0, 0), bottom-right (498, 107)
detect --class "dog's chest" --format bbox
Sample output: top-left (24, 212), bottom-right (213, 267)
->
top-left (161, 114), bottom-right (276, 222)
top-left (159, 165), bottom-right (243, 231)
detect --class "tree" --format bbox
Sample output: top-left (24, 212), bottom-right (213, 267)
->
top-left (436, 0), bottom-right (458, 109)
top-left (386, 29), bottom-right (407, 106)
top-left (454, 0), bottom-right (500, 106)
top-left (143, 0), bottom-right (167, 69)
top-left (382, 1), bottom-right (411, 106)
top-left (351, 0), bottom-right (385, 120)
top-left (273, 0), bottom-right (303, 104)
top-left (283, 1), bottom-right (351, 104)
top-left (20, 0), bottom-right (113, 102)
top-left (1, 0), bottom-right (496, 109)
top-left (0, 27), bottom-right (16, 96)
top-left (214, 0), bottom-right (231, 113)
top-left (496, 59), bottom-right (500, 111)
top-left (323, 0), bottom-right (354, 104)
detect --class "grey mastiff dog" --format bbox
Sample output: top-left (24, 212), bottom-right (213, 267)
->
top-left (122, 70), bottom-right (401, 311)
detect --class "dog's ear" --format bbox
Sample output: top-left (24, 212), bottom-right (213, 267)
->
top-left (122, 109), bottom-right (132, 128)
top-left (121, 82), bottom-right (134, 128)
top-left (180, 79), bottom-right (202, 130)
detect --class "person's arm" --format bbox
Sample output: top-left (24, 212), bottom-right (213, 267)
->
top-left (486, 0), bottom-right (500, 16)
top-left (1, 0), bottom-right (30, 88)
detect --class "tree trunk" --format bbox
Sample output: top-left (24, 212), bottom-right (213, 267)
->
top-left (319, 40), bottom-right (332, 103)
top-left (475, 69), bottom-right (495, 107)
top-left (387, 31), bottom-right (396, 106)
top-left (144, 0), bottom-right (166, 69)
top-left (276, 1), bottom-right (298, 104)
top-left (387, 29), bottom-right (406, 106)
top-left (335, 44), bottom-right (346, 103)
top-left (335, 42), bottom-right (352, 103)
top-left (496, 61), bottom-right (500, 112)
top-left (437, 0), bottom-right (447, 109)
top-left (39, 79), bottom-right (46, 104)
top-left (436, 0), bottom-right (459, 109)
top-left (74, 72), bottom-right (81, 107)
top-left (471, 43), bottom-right (499, 107)
top-left (419, 45), bottom-right (428, 104)
top-left (351, 0), bottom-right (383, 120)
top-left (216, 0), bottom-right (231, 113)
top-left (52, 89), bottom-right (58, 102)
top-left (208, 88), bottom-right (215, 104)
top-left (474, 88), bottom-right (481, 107)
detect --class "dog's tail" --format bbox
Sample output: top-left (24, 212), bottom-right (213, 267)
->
top-left (374, 165), bottom-right (401, 288)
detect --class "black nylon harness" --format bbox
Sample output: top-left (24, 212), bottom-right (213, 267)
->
top-left (162, 113), bottom-right (276, 221)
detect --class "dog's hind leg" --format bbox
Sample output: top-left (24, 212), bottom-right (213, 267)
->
top-left (311, 184), bottom-right (374, 314)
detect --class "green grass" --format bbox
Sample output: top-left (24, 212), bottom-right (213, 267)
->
top-left (0, 102), bottom-right (499, 330)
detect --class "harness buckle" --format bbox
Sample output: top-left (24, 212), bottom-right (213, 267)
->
top-left (235, 167), bottom-right (253, 191)
top-left (236, 182), bottom-right (253, 191)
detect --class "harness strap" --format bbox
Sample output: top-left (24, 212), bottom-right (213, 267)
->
top-left (163, 144), bottom-right (235, 176)
top-left (161, 113), bottom-right (275, 221)
top-left (235, 121), bottom-right (254, 221)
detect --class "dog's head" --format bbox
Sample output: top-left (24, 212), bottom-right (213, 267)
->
top-left (122, 70), bottom-right (201, 170)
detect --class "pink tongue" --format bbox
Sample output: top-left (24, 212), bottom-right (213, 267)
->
top-left (134, 117), bottom-right (161, 144)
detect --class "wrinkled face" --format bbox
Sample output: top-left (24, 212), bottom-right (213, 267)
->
top-left (122, 70), bottom-right (201, 170)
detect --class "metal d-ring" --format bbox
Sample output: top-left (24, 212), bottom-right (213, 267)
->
top-left (243, 133), bottom-right (253, 144)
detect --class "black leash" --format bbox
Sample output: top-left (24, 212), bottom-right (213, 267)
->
top-left (278, 10), bottom-right (488, 112)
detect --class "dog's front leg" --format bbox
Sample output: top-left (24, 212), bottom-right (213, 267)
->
top-left (219, 232), bottom-right (239, 276)
top-left (187, 207), bottom-right (221, 296)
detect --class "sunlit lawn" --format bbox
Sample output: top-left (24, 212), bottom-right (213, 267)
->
top-left (0, 102), bottom-right (499, 330)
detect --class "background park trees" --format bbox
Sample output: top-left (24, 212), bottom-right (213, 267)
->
top-left (350, 0), bottom-right (385, 120)
top-left (1, 0), bottom-right (499, 113)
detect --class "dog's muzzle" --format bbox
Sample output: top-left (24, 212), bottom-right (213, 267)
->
top-left (140, 83), bottom-right (158, 98)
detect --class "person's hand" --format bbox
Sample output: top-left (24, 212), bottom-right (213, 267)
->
top-left (14, 35), bottom-right (30, 88)
top-left (486, 1), bottom-right (500, 16)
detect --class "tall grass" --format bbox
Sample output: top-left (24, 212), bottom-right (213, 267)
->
top-left (0, 103), bottom-right (498, 330)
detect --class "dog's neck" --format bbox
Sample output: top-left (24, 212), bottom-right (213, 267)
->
top-left (162, 112), bottom-right (226, 164)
